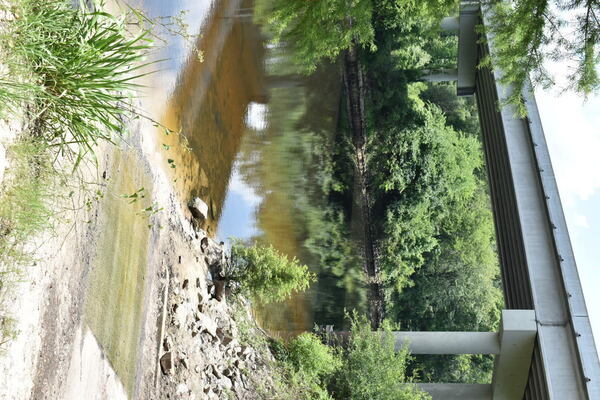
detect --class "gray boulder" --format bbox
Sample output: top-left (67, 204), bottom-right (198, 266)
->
top-left (188, 197), bottom-right (209, 220)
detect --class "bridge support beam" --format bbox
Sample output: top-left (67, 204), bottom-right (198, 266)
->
top-left (418, 384), bottom-right (491, 400)
top-left (395, 310), bottom-right (536, 400)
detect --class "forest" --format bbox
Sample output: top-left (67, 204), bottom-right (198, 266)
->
top-left (240, 0), bottom-right (507, 387)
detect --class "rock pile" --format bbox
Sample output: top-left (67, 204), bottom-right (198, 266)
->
top-left (159, 237), bottom-right (274, 400)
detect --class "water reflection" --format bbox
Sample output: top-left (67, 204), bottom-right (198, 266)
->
top-left (141, 0), bottom-right (366, 333)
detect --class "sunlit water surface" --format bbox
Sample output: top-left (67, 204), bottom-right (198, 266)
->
top-left (139, 0), bottom-right (366, 334)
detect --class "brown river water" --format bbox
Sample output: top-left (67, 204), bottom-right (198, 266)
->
top-left (139, 0), bottom-right (366, 334)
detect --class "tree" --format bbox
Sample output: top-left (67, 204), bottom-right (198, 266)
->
top-left (264, 0), bottom-right (375, 73)
top-left (371, 103), bottom-right (482, 294)
top-left (330, 314), bottom-right (431, 400)
top-left (229, 242), bottom-right (316, 303)
top-left (484, 0), bottom-right (600, 115)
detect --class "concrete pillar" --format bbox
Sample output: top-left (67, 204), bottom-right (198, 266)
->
top-left (394, 331), bottom-right (499, 354)
top-left (395, 310), bottom-right (536, 400)
top-left (457, 3), bottom-right (478, 95)
top-left (418, 384), bottom-right (491, 400)
top-left (491, 310), bottom-right (537, 400)
top-left (420, 68), bottom-right (458, 83)
top-left (440, 16), bottom-right (460, 34)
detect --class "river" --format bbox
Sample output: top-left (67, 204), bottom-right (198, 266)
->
top-left (139, 0), bottom-right (368, 334)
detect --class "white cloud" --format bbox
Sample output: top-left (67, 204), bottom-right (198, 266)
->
top-left (573, 214), bottom-right (590, 229)
top-left (228, 164), bottom-right (262, 208)
top-left (536, 87), bottom-right (600, 204)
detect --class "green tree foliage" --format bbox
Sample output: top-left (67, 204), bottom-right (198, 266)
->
top-left (230, 242), bottom-right (316, 303)
top-left (330, 314), bottom-right (431, 400)
top-left (419, 84), bottom-right (480, 136)
top-left (371, 103), bottom-right (482, 293)
top-left (279, 333), bottom-right (342, 399)
top-left (485, 0), bottom-right (600, 115)
top-left (264, 0), bottom-right (375, 73)
top-left (272, 317), bottom-right (430, 399)
top-left (362, 11), bottom-right (503, 377)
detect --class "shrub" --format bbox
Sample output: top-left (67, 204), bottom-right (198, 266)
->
top-left (225, 242), bottom-right (316, 303)
top-left (229, 242), bottom-right (316, 303)
top-left (287, 333), bottom-right (341, 380)
top-left (331, 313), bottom-right (431, 400)
top-left (271, 333), bottom-right (340, 400)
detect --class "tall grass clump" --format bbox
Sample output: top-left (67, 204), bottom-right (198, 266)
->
top-left (0, 0), bottom-right (153, 162)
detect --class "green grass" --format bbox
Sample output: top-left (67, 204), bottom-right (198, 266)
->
top-left (0, 141), bottom-right (52, 263)
top-left (0, 140), bottom-right (53, 352)
top-left (0, 0), bottom-right (153, 164)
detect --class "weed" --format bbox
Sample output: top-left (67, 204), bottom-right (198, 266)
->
top-left (122, 187), bottom-right (146, 203)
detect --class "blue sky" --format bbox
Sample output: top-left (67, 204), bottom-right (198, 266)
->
top-left (536, 79), bottom-right (600, 344)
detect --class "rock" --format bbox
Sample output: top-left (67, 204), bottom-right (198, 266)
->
top-left (200, 237), bottom-right (209, 253)
top-left (217, 376), bottom-right (233, 391)
top-left (160, 352), bottom-right (173, 375)
top-left (213, 280), bottom-right (226, 301)
top-left (209, 365), bottom-right (221, 378)
top-left (182, 279), bottom-right (189, 290)
top-left (163, 337), bottom-right (171, 352)
top-left (176, 383), bottom-right (188, 395)
top-left (239, 346), bottom-right (252, 357)
top-left (188, 197), bottom-right (209, 220)
top-left (197, 314), bottom-right (218, 337)
top-left (197, 290), bottom-right (206, 304)
top-left (233, 378), bottom-right (244, 394)
top-left (179, 356), bottom-right (188, 369)
top-left (221, 335), bottom-right (234, 347)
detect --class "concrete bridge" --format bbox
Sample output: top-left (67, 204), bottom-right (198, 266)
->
top-left (405, 2), bottom-right (600, 399)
